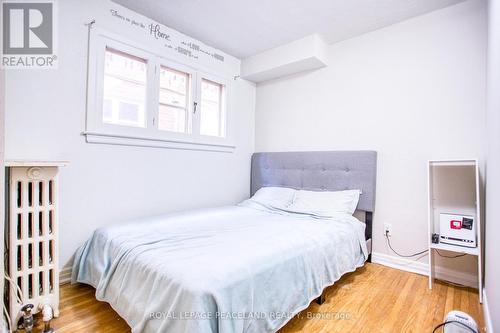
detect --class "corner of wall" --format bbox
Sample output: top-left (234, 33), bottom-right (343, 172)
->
top-left (482, 288), bottom-right (495, 333)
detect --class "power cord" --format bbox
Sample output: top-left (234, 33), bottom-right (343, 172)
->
top-left (3, 273), bottom-right (25, 333)
top-left (3, 303), bottom-right (12, 333)
top-left (384, 231), bottom-right (428, 257)
top-left (5, 273), bottom-right (24, 304)
top-left (435, 250), bottom-right (467, 259)
top-left (384, 232), bottom-right (468, 259)
top-left (439, 280), bottom-right (470, 288)
top-left (432, 320), bottom-right (478, 333)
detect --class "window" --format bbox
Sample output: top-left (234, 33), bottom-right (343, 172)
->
top-left (103, 48), bottom-right (147, 128)
top-left (86, 32), bottom-right (233, 152)
top-left (158, 66), bottom-right (191, 133)
top-left (200, 79), bottom-right (225, 137)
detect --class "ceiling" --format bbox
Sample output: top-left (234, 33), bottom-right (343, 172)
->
top-left (112, 0), bottom-right (466, 59)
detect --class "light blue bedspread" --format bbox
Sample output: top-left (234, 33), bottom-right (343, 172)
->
top-left (72, 203), bottom-right (367, 333)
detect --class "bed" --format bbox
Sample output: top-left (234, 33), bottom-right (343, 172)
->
top-left (72, 151), bottom-right (377, 333)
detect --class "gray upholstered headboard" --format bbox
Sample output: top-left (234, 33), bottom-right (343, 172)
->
top-left (251, 151), bottom-right (377, 212)
top-left (250, 150), bottom-right (377, 258)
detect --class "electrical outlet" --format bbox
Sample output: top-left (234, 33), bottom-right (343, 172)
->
top-left (384, 223), bottom-right (392, 237)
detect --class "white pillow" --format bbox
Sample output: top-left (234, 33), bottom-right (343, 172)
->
top-left (288, 189), bottom-right (360, 216)
top-left (249, 186), bottom-right (296, 208)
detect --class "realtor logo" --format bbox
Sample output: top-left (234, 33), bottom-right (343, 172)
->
top-left (2, 1), bottom-right (57, 68)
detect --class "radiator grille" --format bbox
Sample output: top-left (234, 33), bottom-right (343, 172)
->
top-left (8, 167), bottom-right (60, 326)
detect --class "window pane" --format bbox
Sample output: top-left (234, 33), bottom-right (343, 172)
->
top-left (159, 89), bottom-right (186, 108)
top-left (160, 67), bottom-right (188, 94)
top-left (158, 105), bottom-right (186, 133)
top-left (103, 48), bottom-right (147, 128)
top-left (103, 99), bottom-right (113, 120)
top-left (200, 79), bottom-right (224, 137)
top-left (118, 101), bottom-right (141, 122)
top-left (158, 66), bottom-right (190, 133)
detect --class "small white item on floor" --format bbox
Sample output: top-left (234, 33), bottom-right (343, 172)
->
top-left (41, 303), bottom-right (54, 333)
top-left (443, 310), bottom-right (478, 333)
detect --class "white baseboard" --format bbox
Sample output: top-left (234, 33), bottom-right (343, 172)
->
top-left (59, 266), bottom-right (72, 285)
top-left (483, 289), bottom-right (495, 333)
top-left (372, 252), bottom-right (478, 288)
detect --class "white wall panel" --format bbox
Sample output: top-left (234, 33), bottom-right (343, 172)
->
top-left (255, 0), bottom-right (486, 277)
top-left (485, 0), bottom-right (500, 330)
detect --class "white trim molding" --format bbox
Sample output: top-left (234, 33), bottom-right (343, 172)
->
top-left (59, 266), bottom-right (72, 285)
top-left (372, 252), bottom-right (478, 288)
top-left (84, 131), bottom-right (235, 153)
top-left (483, 289), bottom-right (495, 333)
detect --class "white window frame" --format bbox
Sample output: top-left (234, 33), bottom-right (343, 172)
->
top-left (153, 58), bottom-right (197, 142)
top-left (198, 73), bottom-right (228, 139)
top-left (85, 28), bottom-right (235, 152)
top-left (156, 64), bottom-right (193, 135)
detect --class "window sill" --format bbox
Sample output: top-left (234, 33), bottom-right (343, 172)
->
top-left (83, 131), bottom-right (236, 153)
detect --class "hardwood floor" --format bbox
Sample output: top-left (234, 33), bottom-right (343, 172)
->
top-left (31, 263), bottom-right (484, 333)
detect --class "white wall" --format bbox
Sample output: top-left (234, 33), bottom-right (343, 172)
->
top-left (4, 0), bottom-right (256, 270)
top-left (0, 52), bottom-right (5, 333)
top-left (485, 0), bottom-right (500, 330)
top-left (0, 6), bottom-right (5, 332)
top-left (255, 0), bottom-right (486, 280)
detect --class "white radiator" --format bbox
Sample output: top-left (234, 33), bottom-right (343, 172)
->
top-left (7, 166), bottom-right (60, 327)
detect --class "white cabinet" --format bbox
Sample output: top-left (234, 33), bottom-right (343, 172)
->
top-left (427, 159), bottom-right (482, 302)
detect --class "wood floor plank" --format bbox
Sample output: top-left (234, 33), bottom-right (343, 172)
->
top-left (27, 263), bottom-right (484, 333)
